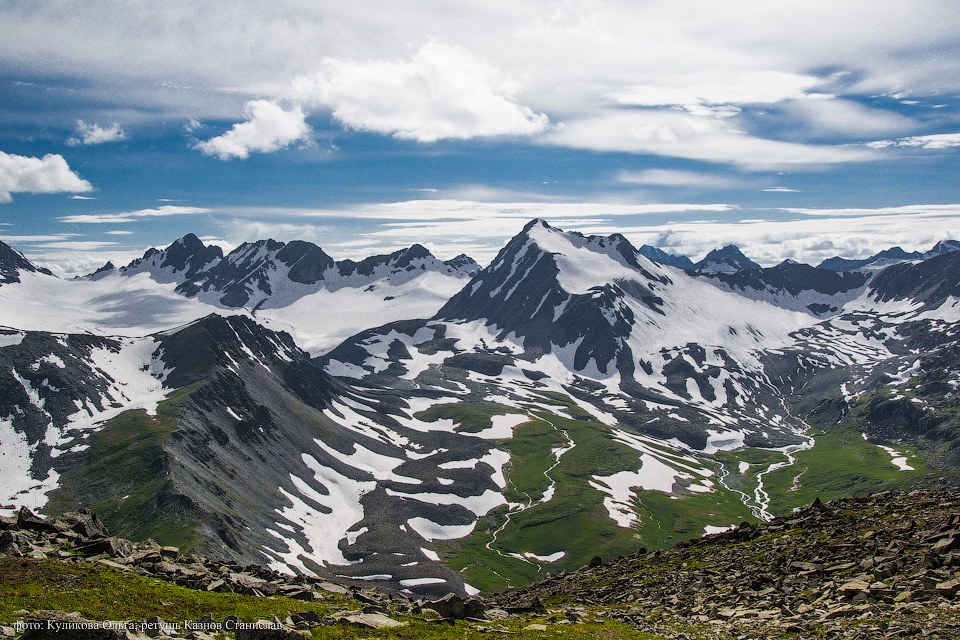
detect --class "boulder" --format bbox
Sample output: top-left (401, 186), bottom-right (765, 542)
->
top-left (74, 537), bottom-right (134, 558)
top-left (52, 510), bottom-right (108, 539)
top-left (16, 507), bottom-right (62, 535)
top-left (332, 612), bottom-right (407, 630)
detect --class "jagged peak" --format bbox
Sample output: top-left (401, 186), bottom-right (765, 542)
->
top-left (0, 240), bottom-right (54, 282)
top-left (169, 232), bottom-right (205, 251)
top-left (93, 261), bottom-right (116, 274)
top-left (404, 243), bottom-right (433, 259)
top-left (703, 244), bottom-right (748, 260)
top-left (521, 218), bottom-right (554, 233)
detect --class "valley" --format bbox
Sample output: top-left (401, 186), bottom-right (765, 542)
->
top-left (0, 219), bottom-right (957, 598)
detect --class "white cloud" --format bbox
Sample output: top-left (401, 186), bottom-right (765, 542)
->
top-left (223, 199), bottom-right (734, 221)
top-left (58, 205), bottom-right (210, 224)
top-left (783, 203), bottom-right (960, 217)
top-left (32, 240), bottom-right (119, 250)
top-left (4, 2), bottom-right (960, 131)
top-left (574, 204), bottom-right (960, 266)
top-left (0, 151), bottom-right (93, 203)
top-left (104, 230), bottom-right (135, 235)
top-left (0, 234), bottom-right (78, 243)
top-left (290, 42), bottom-right (548, 142)
top-left (224, 220), bottom-right (331, 245)
top-left (776, 98), bottom-right (916, 137)
top-left (196, 100), bottom-right (310, 160)
top-left (546, 109), bottom-right (876, 170)
top-left (763, 187), bottom-right (801, 193)
top-left (70, 195), bottom-right (97, 200)
top-left (867, 132), bottom-right (960, 150)
top-left (618, 169), bottom-right (745, 189)
top-left (66, 120), bottom-right (126, 146)
top-left (608, 70), bottom-right (822, 116)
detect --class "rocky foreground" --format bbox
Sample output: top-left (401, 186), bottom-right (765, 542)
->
top-left (4, 491), bottom-right (960, 638)
top-left (498, 489), bottom-right (960, 639)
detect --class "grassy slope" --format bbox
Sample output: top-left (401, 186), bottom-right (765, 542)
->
top-left (761, 426), bottom-right (935, 515)
top-left (438, 394), bottom-right (754, 592)
top-left (0, 558), bottom-right (660, 639)
top-left (43, 384), bottom-right (206, 550)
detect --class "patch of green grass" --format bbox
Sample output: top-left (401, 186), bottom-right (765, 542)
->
top-left (761, 427), bottom-right (934, 515)
top-left (0, 556), bottom-right (351, 623)
top-left (43, 383), bottom-right (206, 550)
top-left (306, 619), bottom-right (664, 639)
top-left (413, 401), bottom-right (524, 434)
top-left (632, 487), bottom-right (754, 548)
top-left (442, 406), bottom-right (754, 592)
top-left (0, 558), bottom-right (663, 639)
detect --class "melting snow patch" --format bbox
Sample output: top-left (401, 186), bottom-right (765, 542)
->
top-left (701, 429), bottom-right (746, 454)
top-left (0, 331), bottom-right (25, 348)
top-left (407, 517), bottom-right (476, 541)
top-left (524, 551), bottom-right (565, 562)
top-left (877, 445), bottom-right (915, 471)
top-left (387, 488), bottom-right (506, 517)
top-left (0, 418), bottom-right (60, 515)
top-left (400, 577), bottom-right (447, 587)
top-left (470, 412), bottom-right (528, 439)
top-left (342, 574), bottom-right (392, 581)
top-left (420, 547), bottom-right (440, 561)
top-left (345, 527), bottom-right (368, 545)
top-left (265, 454), bottom-right (376, 572)
top-left (703, 525), bottom-right (735, 536)
top-left (590, 453), bottom-right (697, 528)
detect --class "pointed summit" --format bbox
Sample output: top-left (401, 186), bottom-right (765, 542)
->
top-left (0, 240), bottom-right (54, 284)
top-left (818, 245), bottom-right (922, 272)
top-left (444, 254), bottom-right (481, 276)
top-left (695, 245), bottom-right (761, 274)
top-left (521, 218), bottom-right (554, 233)
top-left (924, 239), bottom-right (960, 259)
top-left (120, 234), bottom-right (223, 283)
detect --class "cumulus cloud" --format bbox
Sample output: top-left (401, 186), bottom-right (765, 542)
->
top-left (867, 132), bottom-right (960, 149)
top-left (546, 109), bottom-right (876, 170)
top-left (0, 151), bottom-right (93, 203)
top-left (58, 205), bottom-right (210, 224)
top-left (66, 120), bottom-right (126, 146)
top-left (196, 100), bottom-right (310, 160)
top-left (290, 42), bottom-right (548, 142)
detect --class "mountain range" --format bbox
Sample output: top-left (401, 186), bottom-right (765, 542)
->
top-left (0, 221), bottom-right (958, 596)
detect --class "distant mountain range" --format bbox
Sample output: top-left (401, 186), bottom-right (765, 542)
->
top-left (0, 222), bottom-right (958, 596)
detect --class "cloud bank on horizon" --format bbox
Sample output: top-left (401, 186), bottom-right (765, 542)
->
top-left (0, 1), bottom-right (958, 275)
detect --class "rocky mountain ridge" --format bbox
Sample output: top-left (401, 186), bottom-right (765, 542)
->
top-left (110, 236), bottom-right (480, 310)
top-left (1, 220), bottom-right (959, 598)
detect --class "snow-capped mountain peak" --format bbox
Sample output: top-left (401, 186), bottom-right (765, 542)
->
top-left (0, 240), bottom-right (54, 284)
top-left (117, 233), bottom-right (224, 284)
top-left (694, 244), bottom-right (761, 274)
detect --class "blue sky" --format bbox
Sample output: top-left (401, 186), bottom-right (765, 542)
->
top-left (1, 1), bottom-right (959, 275)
